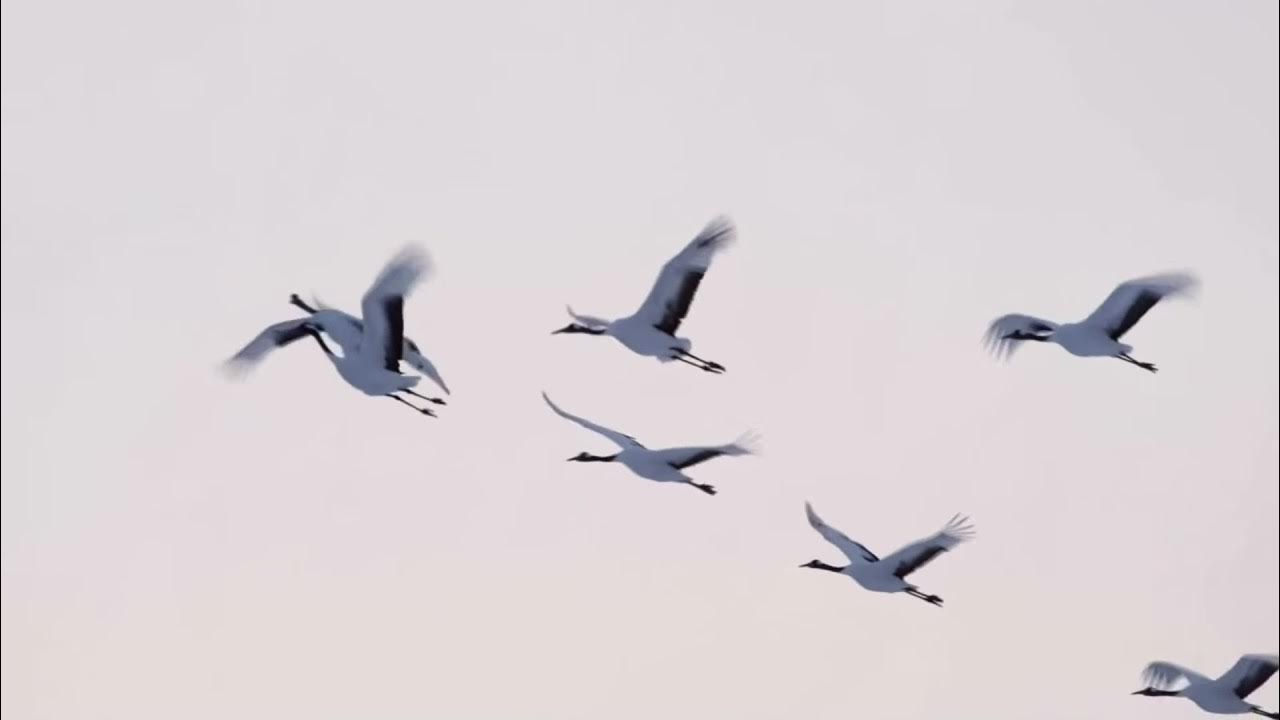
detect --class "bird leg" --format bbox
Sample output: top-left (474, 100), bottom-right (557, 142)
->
top-left (906, 588), bottom-right (944, 607)
top-left (688, 481), bottom-right (717, 496)
top-left (673, 353), bottom-right (724, 374)
top-left (387, 394), bottom-right (436, 417)
top-left (1117, 353), bottom-right (1158, 373)
top-left (1250, 708), bottom-right (1279, 719)
top-left (675, 349), bottom-right (725, 372)
top-left (403, 388), bottom-right (447, 405)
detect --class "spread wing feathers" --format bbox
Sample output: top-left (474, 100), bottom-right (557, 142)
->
top-left (1218, 655), bottom-right (1280, 699)
top-left (805, 502), bottom-right (879, 564)
top-left (657, 432), bottom-right (761, 470)
top-left (224, 319), bottom-right (315, 376)
top-left (634, 215), bottom-right (736, 335)
top-left (983, 314), bottom-right (1059, 361)
top-left (565, 305), bottom-right (610, 329)
top-left (882, 515), bottom-right (975, 579)
top-left (542, 392), bottom-right (644, 449)
top-left (1142, 662), bottom-right (1211, 690)
top-left (1082, 272), bottom-right (1198, 340)
top-left (357, 246), bottom-right (431, 370)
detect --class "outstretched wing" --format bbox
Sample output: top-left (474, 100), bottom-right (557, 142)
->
top-left (357, 246), bottom-right (431, 371)
top-left (1082, 273), bottom-right (1198, 340)
top-left (224, 319), bottom-right (315, 376)
top-left (1218, 654), bottom-right (1279, 699)
top-left (542, 392), bottom-right (643, 449)
top-left (805, 502), bottom-right (879, 564)
top-left (1142, 661), bottom-right (1210, 690)
top-left (655, 432), bottom-right (760, 469)
top-left (631, 216), bottom-right (736, 336)
top-left (881, 515), bottom-right (975, 579)
top-left (983, 314), bottom-right (1058, 361)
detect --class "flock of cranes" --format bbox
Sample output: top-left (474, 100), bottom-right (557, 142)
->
top-left (226, 216), bottom-right (1276, 717)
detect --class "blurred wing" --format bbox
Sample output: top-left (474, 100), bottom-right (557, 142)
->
top-left (542, 392), bottom-right (643, 449)
top-left (1142, 661), bottom-right (1210, 690)
top-left (1082, 273), bottom-right (1198, 340)
top-left (358, 246), bottom-right (431, 370)
top-left (655, 434), bottom-right (758, 470)
top-left (632, 216), bottom-right (736, 335)
top-left (881, 515), bottom-right (975, 579)
top-left (983, 314), bottom-right (1058, 361)
top-left (1218, 654), bottom-right (1279, 699)
top-left (224, 319), bottom-right (314, 376)
top-left (805, 502), bottom-right (879, 564)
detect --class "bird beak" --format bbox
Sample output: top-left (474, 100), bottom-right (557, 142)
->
top-left (566, 456), bottom-right (577, 462)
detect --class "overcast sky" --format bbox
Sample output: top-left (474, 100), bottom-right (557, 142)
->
top-left (3, 1), bottom-right (1277, 718)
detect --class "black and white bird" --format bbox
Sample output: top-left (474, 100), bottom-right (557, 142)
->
top-left (552, 215), bottom-right (736, 373)
top-left (227, 247), bottom-right (442, 416)
top-left (541, 392), bottom-right (757, 495)
top-left (1133, 654), bottom-right (1279, 717)
top-left (288, 293), bottom-right (449, 400)
top-left (801, 502), bottom-right (974, 607)
top-left (985, 272), bottom-right (1198, 373)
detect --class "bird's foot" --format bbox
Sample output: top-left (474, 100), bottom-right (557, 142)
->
top-left (428, 397), bottom-right (447, 405)
top-left (701, 364), bottom-right (725, 374)
top-left (925, 595), bottom-right (943, 606)
top-left (420, 408), bottom-right (437, 417)
top-left (1139, 362), bottom-right (1157, 373)
top-left (692, 482), bottom-right (717, 496)
top-left (705, 360), bottom-right (725, 372)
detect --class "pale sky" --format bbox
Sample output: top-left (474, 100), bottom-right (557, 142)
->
top-left (2, 1), bottom-right (1277, 718)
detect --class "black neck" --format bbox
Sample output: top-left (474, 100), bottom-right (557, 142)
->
top-left (290, 295), bottom-right (318, 314)
top-left (306, 328), bottom-right (335, 356)
top-left (1139, 689), bottom-right (1180, 697)
top-left (807, 560), bottom-right (845, 573)
top-left (578, 453), bottom-right (618, 462)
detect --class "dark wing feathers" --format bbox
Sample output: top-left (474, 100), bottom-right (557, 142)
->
top-left (893, 546), bottom-right (948, 579)
top-left (273, 322), bottom-right (315, 347)
top-left (654, 270), bottom-right (705, 336)
top-left (382, 296), bottom-right (405, 372)
top-left (1233, 658), bottom-right (1280, 699)
top-left (668, 448), bottom-right (724, 469)
top-left (1108, 289), bottom-right (1161, 340)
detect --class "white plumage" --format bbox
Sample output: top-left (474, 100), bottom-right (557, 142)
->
top-left (801, 502), bottom-right (975, 606)
top-left (553, 216), bottom-right (736, 373)
top-left (542, 392), bottom-right (758, 495)
top-left (985, 272), bottom-right (1198, 373)
top-left (1134, 654), bottom-right (1279, 717)
top-left (227, 246), bottom-right (442, 416)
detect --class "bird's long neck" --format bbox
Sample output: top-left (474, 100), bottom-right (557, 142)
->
top-left (808, 560), bottom-right (846, 573)
top-left (306, 328), bottom-right (337, 359)
top-left (579, 453), bottom-right (618, 462)
top-left (290, 295), bottom-right (318, 314)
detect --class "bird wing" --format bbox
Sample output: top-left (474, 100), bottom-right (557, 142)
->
top-left (1217, 655), bottom-right (1280, 699)
top-left (542, 392), bottom-right (643, 449)
top-left (1081, 273), bottom-right (1198, 340)
top-left (357, 246), bottom-right (431, 371)
top-left (224, 319), bottom-right (315, 376)
top-left (805, 502), bottom-right (879, 564)
top-left (631, 216), bottom-right (736, 335)
top-left (1142, 661), bottom-right (1211, 690)
top-left (655, 433), bottom-right (760, 469)
top-left (880, 515), bottom-right (975, 579)
top-left (983, 314), bottom-right (1058, 360)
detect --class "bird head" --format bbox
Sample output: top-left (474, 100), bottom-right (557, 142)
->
top-left (799, 559), bottom-right (843, 572)
top-left (552, 323), bottom-right (606, 335)
top-left (1131, 688), bottom-right (1179, 698)
top-left (567, 451), bottom-right (616, 463)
